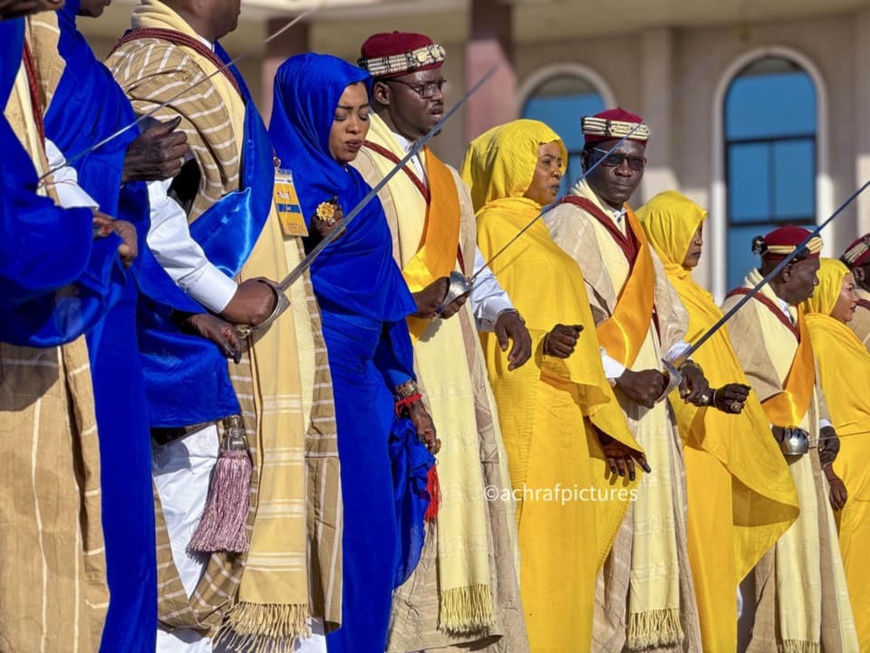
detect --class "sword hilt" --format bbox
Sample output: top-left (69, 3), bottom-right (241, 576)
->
top-left (436, 271), bottom-right (473, 315)
top-left (233, 279), bottom-right (291, 340)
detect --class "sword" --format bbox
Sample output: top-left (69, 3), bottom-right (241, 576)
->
top-left (234, 63), bottom-right (502, 339)
top-left (658, 178), bottom-right (870, 398)
top-left (39, 6), bottom-right (320, 182)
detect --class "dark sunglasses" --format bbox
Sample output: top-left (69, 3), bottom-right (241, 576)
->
top-left (591, 147), bottom-right (647, 171)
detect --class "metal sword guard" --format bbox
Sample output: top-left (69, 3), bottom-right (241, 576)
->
top-left (779, 426), bottom-right (810, 457)
top-left (436, 271), bottom-right (473, 315)
top-left (233, 279), bottom-right (291, 340)
top-left (657, 358), bottom-right (683, 403)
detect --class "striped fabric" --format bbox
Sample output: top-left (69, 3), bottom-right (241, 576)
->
top-left (0, 18), bottom-right (109, 651)
top-left (106, 1), bottom-right (342, 647)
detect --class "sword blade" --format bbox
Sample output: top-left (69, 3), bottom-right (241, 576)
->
top-left (39, 6), bottom-right (320, 182)
top-left (276, 63), bottom-right (501, 293)
top-left (672, 177), bottom-right (870, 365)
top-left (467, 122), bottom-right (643, 285)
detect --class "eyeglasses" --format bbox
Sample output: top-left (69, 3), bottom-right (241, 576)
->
top-left (385, 78), bottom-right (446, 99)
top-left (591, 147), bottom-right (647, 171)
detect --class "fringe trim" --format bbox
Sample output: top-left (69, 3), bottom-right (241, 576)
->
top-left (780, 641), bottom-right (820, 653)
top-left (626, 608), bottom-right (684, 650)
top-left (214, 602), bottom-right (309, 653)
top-left (438, 584), bottom-right (495, 634)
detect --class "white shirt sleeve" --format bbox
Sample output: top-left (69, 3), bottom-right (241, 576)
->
top-left (44, 138), bottom-right (99, 210)
top-left (601, 349), bottom-right (626, 380)
top-left (146, 178), bottom-right (238, 313)
top-left (471, 247), bottom-right (514, 331)
top-left (819, 419), bottom-right (833, 430)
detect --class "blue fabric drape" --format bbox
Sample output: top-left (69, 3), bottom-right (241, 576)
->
top-left (269, 53), bottom-right (430, 653)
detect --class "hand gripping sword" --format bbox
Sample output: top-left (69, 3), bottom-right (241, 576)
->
top-left (234, 64), bottom-right (502, 339)
top-left (656, 178), bottom-right (870, 400)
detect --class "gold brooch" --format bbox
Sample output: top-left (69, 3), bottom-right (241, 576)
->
top-left (315, 200), bottom-right (338, 226)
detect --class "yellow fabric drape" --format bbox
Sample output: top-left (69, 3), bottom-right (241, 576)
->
top-left (595, 208), bottom-right (658, 370)
top-left (804, 258), bottom-right (870, 648)
top-left (760, 311), bottom-right (816, 428)
top-left (463, 120), bottom-right (642, 653)
top-left (402, 151), bottom-right (461, 340)
top-left (638, 191), bottom-right (799, 652)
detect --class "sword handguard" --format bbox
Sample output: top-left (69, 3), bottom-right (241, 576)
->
top-left (657, 358), bottom-right (683, 403)
top-left (234, 279), bottom-right (291, 340)
top-left (436, 271), bottom-right (472, 315)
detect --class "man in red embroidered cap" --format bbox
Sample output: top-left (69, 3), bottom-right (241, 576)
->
top-left (354, 31), bottom-right (529, 653)
top-left (544, 108), bottom-right (710, 651)
top-left (722, 226), bottom-right (858, 652)
top-left (841, 233), bottom-right (870, 350)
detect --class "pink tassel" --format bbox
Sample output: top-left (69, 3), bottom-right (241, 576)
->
top-left (189, 416), bottom-right (252, 554)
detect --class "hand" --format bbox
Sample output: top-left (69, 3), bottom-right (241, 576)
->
top-left (712, 383), bottom-right (751, 414)
top-left (494, 311), bottom-right (531, 370)
top-left (819, 426), bottom-right (840, 466)
top-left (679, 362), bottom-right (710, 406)
top-left (413, 278), bottom-right (448, 319)
top-left (407, 400), bottom-right (440, 455)
top-left (543, 324), bottom-right (584, 358)
top-left (309, 201), bottom-right (345, 241)
top-left (825, 466), bottom-right (848, 511)
top-left (179, 313), bottom-right (242, 363)
top-left (93, 212), bottom-right (137, 267)
top-left (123, 116), bottom-right (190, 183)
top-left (220, 278), bottom-right (278, 326)
top-left (615, 368), bottom-right (667, 408)
top-left (597, 431), bottom-right (651, 481)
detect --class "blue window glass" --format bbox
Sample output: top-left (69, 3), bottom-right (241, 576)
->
top-left (522, 75), bottom-right (605, 196)
top-left (724, 57), bottom-right (817, 289)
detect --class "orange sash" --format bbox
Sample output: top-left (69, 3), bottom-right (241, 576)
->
top-left (761, 307), bottom-right (816, 427)
top-left (401, 150), bottom-right (462, 339)
top-left (558, 198), bottom-right (656, 369)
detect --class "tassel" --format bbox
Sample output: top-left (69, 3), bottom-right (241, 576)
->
top-left (425, 465), bottom-right (441, 522)
top-left (189, 415), bottom-right (252, 554)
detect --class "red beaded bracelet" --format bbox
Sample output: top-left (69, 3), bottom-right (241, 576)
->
top-left (395, 393), bottom-right (422, 416)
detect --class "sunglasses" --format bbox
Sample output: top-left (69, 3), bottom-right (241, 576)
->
top-left (591, 147), bottom-right (647, 171)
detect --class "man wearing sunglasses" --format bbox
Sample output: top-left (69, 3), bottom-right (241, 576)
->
top-left (353, 31), bottom-right (528, 653)
top-left (544, 108), bottom-right (709, 651)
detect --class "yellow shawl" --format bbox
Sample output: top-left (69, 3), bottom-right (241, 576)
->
top-left (462, 119), bottom-right (642, 562)
top-left (804, 259), bottom-right (870, 647)
top-left (638, 192), bottom-right (799, 650)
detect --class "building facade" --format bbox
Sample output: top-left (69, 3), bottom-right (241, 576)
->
top-left (82, 0), bottom-right (870, 297)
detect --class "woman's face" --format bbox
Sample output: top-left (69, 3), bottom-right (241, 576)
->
top-left (522, 141), bottom-right (563, 206)
top-left (329, 82), bottom-right (370, 165)
top-left (682, 224), bottom-right (704, 269)
top-left (831, 273), bottom-right (859, 323)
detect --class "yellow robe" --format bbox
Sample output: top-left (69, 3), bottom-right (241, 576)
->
top-left (638, 191), bottom-right (799, 652)
top-left (462, 120), bottom-right (642, 653)
top-left (723, 271), bottom-right (858, 652)
top-left (545, 180), bottom-right (701, 652)
top-left (804, 259), bottom-right (870, 648)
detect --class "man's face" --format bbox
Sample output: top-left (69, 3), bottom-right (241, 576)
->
top-left (782, 257), bottom-right (820, 304)
top-left (373, 68), bottom-right (445, 140)
top-left (0, 0), bottom-right (64, 20)
top-left (582, 138), bottom-right (646, 209)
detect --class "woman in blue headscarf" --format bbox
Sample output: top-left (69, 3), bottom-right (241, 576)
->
top-left (270, 53), bottom-right (438, 652)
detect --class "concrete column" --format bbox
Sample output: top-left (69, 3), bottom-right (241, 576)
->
top-left (261, 17), bottom-right (311, 125)
top-left (639, 27), bottom-right (677, 204)
top-left (855, 9), bottom-right (870, 235)
top-left (465, 0), bottom-right (517, 142)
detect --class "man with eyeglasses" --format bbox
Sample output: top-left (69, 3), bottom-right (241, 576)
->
top-left (544, 108), bottom-right (708, 651)
top-left (841, 234), bottom-right (870, 351)
top-left (353, 31), bottom-right (528, 653)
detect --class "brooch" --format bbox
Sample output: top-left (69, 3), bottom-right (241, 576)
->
top-left (315, 200), bottom-right (339, 227)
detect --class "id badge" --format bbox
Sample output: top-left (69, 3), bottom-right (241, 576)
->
top-left (274, 168), bottom-right (307, 237)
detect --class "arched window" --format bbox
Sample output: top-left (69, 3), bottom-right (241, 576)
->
top-left (521, 75), bottom-right (606, 195)
top-left (724, 56), bottom-right (817, 288)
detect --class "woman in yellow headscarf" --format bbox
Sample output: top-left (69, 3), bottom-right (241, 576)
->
top-left (461, 119), bottom-right (647, 652)
top-left (803, 257), bottom-right (870, 647)
top-left (637, 191), bottom-right (799, 652)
